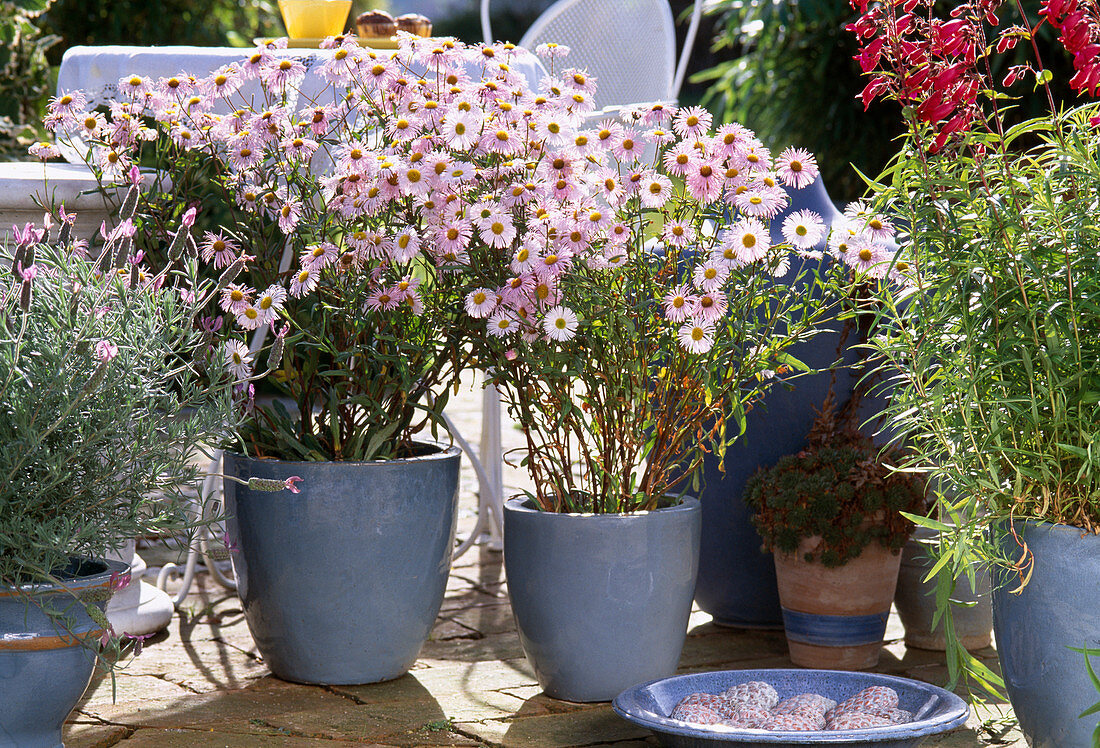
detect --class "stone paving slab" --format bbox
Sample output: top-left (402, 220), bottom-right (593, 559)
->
top-left (62, 376), bottom-right (1027, 747)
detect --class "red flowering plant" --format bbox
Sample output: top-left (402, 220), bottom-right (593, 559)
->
top-left (849, 0), bottom-right (1100, 700)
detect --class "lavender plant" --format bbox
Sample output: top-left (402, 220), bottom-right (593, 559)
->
top-left (0, 176), bottom-right (257, 639)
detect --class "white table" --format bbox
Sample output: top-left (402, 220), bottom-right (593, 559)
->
top-left (57, 43), bottom-right (546, 111)
top-left (55, 43), bottom-right (522, 604)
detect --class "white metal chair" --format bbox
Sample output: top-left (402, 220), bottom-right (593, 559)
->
top-left (480, 0), bottom-right (704, 110)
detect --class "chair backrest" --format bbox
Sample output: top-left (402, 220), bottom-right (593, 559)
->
top-left (481, 0), bottom-right (703, 110)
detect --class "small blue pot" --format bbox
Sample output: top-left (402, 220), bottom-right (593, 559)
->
top-left (613, 668), bottom-right (969, 748)
top-left (992, 519), bottom-right (1100, 747)
top-left (225, 445), bottom-right (460, 685)
top-left (0, 558), bottom-right (129, 748)
top-left (504, 496), bottom-right (701, 702)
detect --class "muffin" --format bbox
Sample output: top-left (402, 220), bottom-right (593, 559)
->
top-left (356, 9), bottom-right (396, 38)
top-left (395, 13), bottom-right (432, 37)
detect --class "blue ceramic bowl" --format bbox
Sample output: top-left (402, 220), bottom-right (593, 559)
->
top-left (612, 669), bottom-right (969, 748)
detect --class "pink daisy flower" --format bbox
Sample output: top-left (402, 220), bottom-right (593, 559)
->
top-left (465, 288), bottom-right (498, 318)
top-left (486, 311), bottom-right (517, 337)
top-left (692, 291), bottom-right (728, 323)
top-left (662, 221), bottom-right (695, 248)
top-left (662, 284), bottom-right (696, 322)
top-left (641, 173), bottom-right (674, 208)
top-left (721, 218), bottom-right (769, 264)
top-left (542, 305), bottom-right (579, 342)
top-left (289, 267), bottom-right (319, 298)
top-left (219, 283), bottom-right (253, 314)
top-left (781, 210), bottom-right (826, 249)
top-left (200, 232), bottom-right (240, 269)
top-left (686, 160), bottom-right (725, 204)
top-left (365, 287), bottom-right (400, 311)
top-left (672, 106), bottom-right (713, 139)
top-left (693, 262), bottom-right (729, 293)
top-left (776, 147), bottom-right (819, 189)
top-left (677, 321), bottom-right (716, 354)
top-left (224, 341), bottom-right (253, 380)
top-left (734, 185), bottom-right (787, 220)
top-left (663, 142), bottom-right (697, 177)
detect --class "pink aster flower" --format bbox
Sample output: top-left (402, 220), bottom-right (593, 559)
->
top-left (486, 311), bottom-right (517, 337)
top-left (677, 321), bottom-right (716, 354)
top-left (781, 210), bottom-right (826, 249)
top-left (662, 221), bottom-right (695, 248)
top-left (224, 340), bottom-right (253, 380)
top-left (692, 291), bottom-right (728, 324)
top-left (28, 142), bottom-right (60, 160)
top-left (289, 267), bottom-right (319, 298)
top-left (776, 147), bottom-right (819, 189)
top-left (672, 106), bottom-right (713, 139)
top-left (365, 287), bottom-right (400, 311)
top-left (640, 173), bottom-right (674, 208)
top-left (663, 141), bottom-right (697, 178)
top-left (260, 57), bottom-right (306, 94)
top-left (236, 305), bottom-right (264, 330)
top-left (220, 283), bottom-right (254, 314)
top-left (390, 227), bottom-right (421, 262)
top-left (720, 218), bottom-right (769, 264)
top-left (542, 305), bottom-right (579, 342)
top-left (734, 185), bottom-right (787, 220)
top-left (693, 262), bottom-right (730, 293)
top-left (200, 232), bottom-right (240, 269)
top-left (276, 199), bottom-right (302, 234)
top-left (686, 159), bottom-right (725, 204)
top-left (663, 284), bottom-right (696, 323)
top-left (465, 288), bottom-right (498, 318)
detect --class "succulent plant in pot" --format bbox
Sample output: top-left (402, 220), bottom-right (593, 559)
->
top-left (0, 176), bottom-right (259, 745)
top-left (744, 388), bottom-right (926, 670)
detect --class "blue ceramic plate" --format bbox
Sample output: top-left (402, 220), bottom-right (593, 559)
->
top-left (612, 669), bottom-right (969, 748)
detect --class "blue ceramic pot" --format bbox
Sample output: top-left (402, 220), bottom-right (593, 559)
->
top-left (504, 496), bottom-right (701, 702)
top-left (224, 444), bottom-right (460, 685)
top-left (694, 176), bottom-right (870, 629)
top-left (0, 558), bottom-right (129, 748)
top-left (992, 519), bottom-right (1100, 747)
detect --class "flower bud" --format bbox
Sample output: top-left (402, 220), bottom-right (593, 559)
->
top-left (119, 184), bottom-right (139, 220)
top-left (215, 256), bottom-right (246, 293)
top-left (80, 359), bottom-right (109, 396)
top-left (247, 477), bottom-right (291, 492)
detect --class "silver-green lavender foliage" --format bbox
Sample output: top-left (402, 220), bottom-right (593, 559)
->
top-left (0, 210), bottom-right (241, 588)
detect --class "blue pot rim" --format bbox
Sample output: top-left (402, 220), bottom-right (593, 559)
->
top-left (612, 669), bottom-right (970, 744)
top-left (2, 557), bottom-right (130, 597)
top-left (228, 440), bottom-right (462, 468)
top-left (504, 494), bottom-right (700, 519)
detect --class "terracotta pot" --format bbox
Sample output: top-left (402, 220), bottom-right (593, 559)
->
top-left (774, 537), bottom-right (903, 670)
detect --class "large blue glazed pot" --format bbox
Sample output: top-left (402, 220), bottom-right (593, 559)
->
top-left (0, 558), bottom-right (129, 748)
top-left (224, 444), bottom-right (460, 685)
top-left (504, 496), bottom-right (701, 702)
top-left (992, 519), bottom-right (1100, 747)
top-left (695, 176), bottom-right (867, 628)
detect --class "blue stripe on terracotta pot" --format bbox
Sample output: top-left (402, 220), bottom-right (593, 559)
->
top-left (780, 608), bottom-right (889, 647)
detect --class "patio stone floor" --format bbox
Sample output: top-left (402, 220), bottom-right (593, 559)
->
top-left (65, 377), bottom-right (1027, 747)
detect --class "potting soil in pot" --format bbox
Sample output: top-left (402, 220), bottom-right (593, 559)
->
top-left (669, 683), bottom-right (913, 730)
